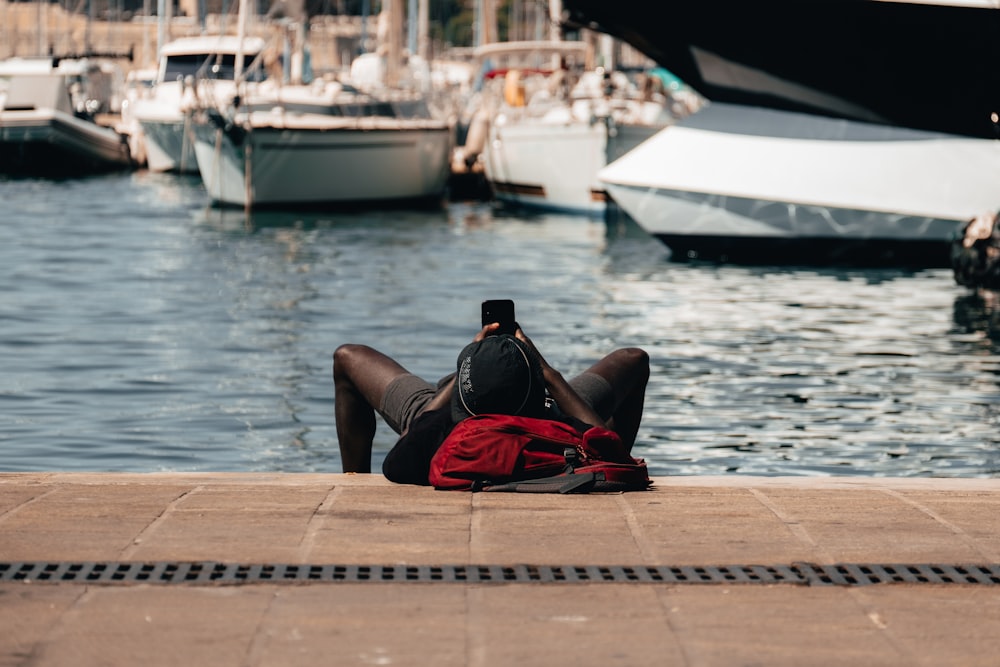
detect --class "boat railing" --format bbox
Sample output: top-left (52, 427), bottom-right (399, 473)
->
top-left (484, 65), bottom-right (700, 127)
top-left (180, 39), bottom-right (273, 115)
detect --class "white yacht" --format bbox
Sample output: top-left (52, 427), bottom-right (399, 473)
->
top-left (562, 0), bottom-right (1000, 265)
top-left (0, 57), bottom-right (133, 176)
top-left (600, 103), bottom-right (1000, 266)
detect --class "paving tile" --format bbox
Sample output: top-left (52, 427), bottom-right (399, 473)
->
top-left (128, 509), bottom-right (318, 563)
top-left (471, 493), bottom-right (644, 563)
top-left (0, 484), bottom-right (192, 561)
top-left (468, 584), bottom-right (685, 666)
top-left (750, 488), bottom-right (986, 563)
top-left (659, 586), bottom-right (906, 666)
top-left (8, 586), bottom-right (274, 667)
top-left (171, 484), bottom-right (333, 512)
top-left (620, 487), bottom-right (819, 564)
top-left (0, 585), bottom-right (83, 666)
top-left (896, 491), bottom-right (1000, 561)
top-left (250, 585), bottom-right (468, 666)
top-left (850, 586), bottom-right (1000, 667)
top-left (0, 484), bottom-right (51, 517)
top-left (306, 485), bottom-right (473, 563)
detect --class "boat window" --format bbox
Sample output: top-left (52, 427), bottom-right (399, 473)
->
top-left (368, 102), bottom-right (396, 117)
top-left (332, 102), bottom-right (396, 118)
top-left (164, 53), bottom-right (266, 83)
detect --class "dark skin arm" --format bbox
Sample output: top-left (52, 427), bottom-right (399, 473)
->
top-left (513, 327), bottom-right (609, 430)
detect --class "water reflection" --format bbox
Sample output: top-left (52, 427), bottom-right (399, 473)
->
top-left (186, 208), bottom-right (329, 469)
top-left (196, 206), bottom-right (360, 233)
top-left (194, 196), bottom-right (461, 231)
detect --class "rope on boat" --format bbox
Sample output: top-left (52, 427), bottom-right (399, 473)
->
top-left (244, 139), bottom-right (253, 214)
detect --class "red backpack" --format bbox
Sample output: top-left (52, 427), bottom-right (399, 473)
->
top-left (428, 414), bottom-right (652, 493)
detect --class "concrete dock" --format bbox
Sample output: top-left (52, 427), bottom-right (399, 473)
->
top-left (1, 473), bottom-right (999, 666)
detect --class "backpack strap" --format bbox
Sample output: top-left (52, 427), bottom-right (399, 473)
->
top-left (481, 447), bottom-right (596, 493)
top-left (482, 471), bottom-right (598, 494)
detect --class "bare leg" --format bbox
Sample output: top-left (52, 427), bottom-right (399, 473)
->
top-left (333, 344), bottom-right (412, 473)
top-left (579, 348), bottom-right (649, 451)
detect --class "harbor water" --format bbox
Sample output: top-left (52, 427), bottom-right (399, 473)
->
top-left (2, 171), bottom-right (999, 477)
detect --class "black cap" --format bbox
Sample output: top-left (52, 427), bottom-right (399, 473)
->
top-left (451, 334), bottom-right (546, 422)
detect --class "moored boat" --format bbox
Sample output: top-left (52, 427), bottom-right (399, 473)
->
top-left (472, 40), bottom-right (693, 215)
top-left (600, 103), bottom-right (1000, 266)
top-left (562, 0), bottom-right (1000, 141)
top-left (191, 79), bottom-right (453, 208)
top-left (0, 57), bottom-right (134, 177)
top-left (129, 35), bottom-right (267, 174)
top-left (565, 0), bottom-right (1000, 266)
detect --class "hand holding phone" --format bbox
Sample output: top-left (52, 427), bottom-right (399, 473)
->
top-left (481, 299), bottom-right (516, 336)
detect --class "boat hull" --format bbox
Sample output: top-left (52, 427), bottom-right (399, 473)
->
top-left (0, 110), bottom-right (133, 176)
top-left (132, 79), bottom-right (241, 174)
top-left (562, 0), bottom-right (1000, 140)
top-left (138, 117), bottom-right (198, 174)
top-left (192, 115), bottom-right (453, 207)
top-left (486, 120), bottom-right (608, 215)
top-left (608, 187), bottom-right (961, 266)
top-left (485, 117), bottom-right (662, 216)
top-left (601, 103), bottom-right (1000, 266)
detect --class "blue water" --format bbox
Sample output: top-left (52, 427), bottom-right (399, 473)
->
top-left (2, 171), bottom-right (999, 476)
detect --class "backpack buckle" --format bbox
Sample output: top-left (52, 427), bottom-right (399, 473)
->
top-left (563, 447), bottom-right (579, 472)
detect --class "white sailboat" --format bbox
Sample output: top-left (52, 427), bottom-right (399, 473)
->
top-left (475, 39), bottom-right (692, 216)
top-left (128, 35), bottom-right (267, 173)
top-left (190, 0), bottom-right (453, 208)
top-left (192, 81), bottom-right (453, 207)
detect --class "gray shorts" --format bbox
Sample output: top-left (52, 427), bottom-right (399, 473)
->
top-left (378, 373), bottom-right (452, 434)
top-left (379, 370), bottom-right (614, 434)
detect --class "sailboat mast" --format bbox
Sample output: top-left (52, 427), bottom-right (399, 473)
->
top-left (418, 0), bottom-right (429, 60)
top-left (37, 0), bottom-right (46, 56)
top-left (476, 0), bottom-right (496, 47)
top-left (549, 0), bottom-right (561, 43)
top-left (235, 0), bottom-right (249, 80)
top-left (386, 0), bottom-right (403, 87)
top-left (156, 0), bottom-right (172, 64)
top-left (407, 0), bottom-right (416, 57)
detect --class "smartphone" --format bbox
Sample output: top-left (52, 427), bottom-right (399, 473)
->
top-left (481, 299), bottom-right (516, 335)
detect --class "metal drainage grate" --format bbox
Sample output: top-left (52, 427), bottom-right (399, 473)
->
top-left (1, 562), bottom-right (998, 586)
top-left (795, 562), bottom-right (1000, 586)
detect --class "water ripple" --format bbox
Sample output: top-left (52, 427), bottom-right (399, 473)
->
top-left (1, 173), bottom-right (998, 476)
